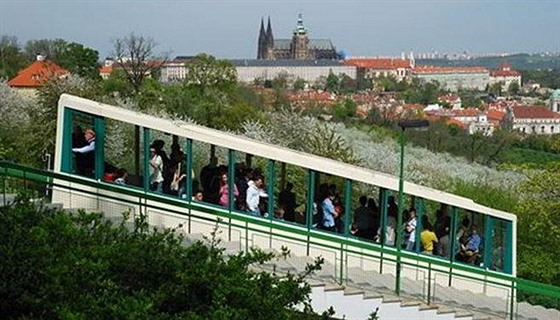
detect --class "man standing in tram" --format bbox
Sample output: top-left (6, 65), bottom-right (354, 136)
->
top-left (149, 147), bottom-right (164, 192)
top-left (72, 128), bottom-right (95, 177)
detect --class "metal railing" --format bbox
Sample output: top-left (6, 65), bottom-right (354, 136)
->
top-left (1, 161), bottom-right (559, 320)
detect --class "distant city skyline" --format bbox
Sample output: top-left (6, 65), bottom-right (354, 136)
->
top-left (1, 0), bottom-right (559, 59)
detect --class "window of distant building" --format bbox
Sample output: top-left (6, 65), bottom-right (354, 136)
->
top-left (531, 126), bottom-right (536, 133)
top-left (541, 126), bottom-right (545, 133)
top-left (522, 127), bottom-right (526, 133)
top-left (551, 126), bottom-right (555, 133)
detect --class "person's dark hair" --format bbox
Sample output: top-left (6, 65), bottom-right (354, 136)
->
top-left (367, 198), bottom-right (378, 212)
top-left (286, 182), bottom-right (294, 190)
top-left (422, 215), bottom-right (433, 231)
top-left (462, 217), bottom-right (470, 228)
top-left (116, 168), bottom-right (127, 178)
top-left (359, 195), bottom-right (367, 207)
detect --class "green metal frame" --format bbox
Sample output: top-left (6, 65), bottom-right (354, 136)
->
top-left (94, 116), bottom-right (105, 180)
top-left (267, 159), bottom-right (275, 218)
top-left (61, 108), bottom-right (74, 173)
top-left (228, 149), bottom-right (235, 213)
top-left (143, 128), bottom-right (150, 191)
top-left (483, 215), bottom-right (494, 269)
top-left (185, 139), bottom-right (193, 200)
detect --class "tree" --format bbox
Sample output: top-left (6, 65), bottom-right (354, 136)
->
top-left (0, 35), bottom-right (27, 79)
top-left (113, 33), bottom-right (166, 93)
top-left (332, 97), bottom-right (357, 121)
top-left (293, 77), bottom-right (306, 91)
top-left (488, 82), bottom-right (503, 97)
top-left (184, 53), bottom-right (237, 95)
top-left (339, 74), bottom-right (357, 93)
top-left (508, 81), bottom-right (520, 96)
top-left (57, 42), bottom-right (100, 79)
top-left (0, 200), bottom-right (328, 319)
top-left (23, 38), bottom-right (67, 61)
top-left (516, 164), bottom-right (560, 287)
top-left (326, 72), bottom-right (339, 93)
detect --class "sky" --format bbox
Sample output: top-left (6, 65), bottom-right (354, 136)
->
top-left (0, 0), bottom-right (559, 59)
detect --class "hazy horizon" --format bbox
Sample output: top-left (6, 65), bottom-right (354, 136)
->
top-left (1, 0), bottom-right (559, 59)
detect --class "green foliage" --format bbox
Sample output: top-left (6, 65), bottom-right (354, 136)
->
top-left (102, 68), bottom-right (134, 97)
top-left (184, 53), bottom-right (237, 95)
top-left (326, 72), bottom-right (339, 93)
top-left (400, 79), bottom-right (442, 105)
top-left (57, 42), bottom-right (100, 79)
top-left (0, 200), bottom-right (327, 319)
top-left (487, 82), bottom-right (503, 97)
top-left (515, 164), bottom-right (560, 286)
top-left (508, 82), bottom-right (520, 95)
top-left (522, 69), bottom-right (560, 89)
top-left (332, 97), bottom-right (357, 121)
top-left (293, 77), bottom-right (306, 91)
top-left (0, 35), bottom-right (27, 79)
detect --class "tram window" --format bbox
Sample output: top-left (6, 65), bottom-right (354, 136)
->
top-left (104, 119), bottom-right (143, 188)
top-left (349, 181), bottom-right (380, 242)
top-left (69, 111), bottom-right (95, 177)
top-left (454, 210), bottom-right (485, 267)
top-left (192, 141), bottom-right (228, 205)
top-left (240, 152), bottom-right (271, 217)
top-left (490, 218), bottom-right (508, 272)
top-left (312, 172), bottom-right (347, 235)
top-left (274, 162), bottom-right (307, 225)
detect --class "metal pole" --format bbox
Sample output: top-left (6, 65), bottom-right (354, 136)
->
top-left (395, 127), bottom-right (406, 295)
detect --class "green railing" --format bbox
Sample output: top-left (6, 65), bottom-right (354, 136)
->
top-left (1, 161), bottom-right (559, 319)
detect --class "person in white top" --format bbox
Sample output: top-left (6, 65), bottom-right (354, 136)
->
top-left (246, 176), bottom-right (266, 216)
top-left (72, 129), bottom-right (96, 177)
top-left (405, 209), bottom-right (417, 251)
top-left (149, 147), bottom-right (164, 192)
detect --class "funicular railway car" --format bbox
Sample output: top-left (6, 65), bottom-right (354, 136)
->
top-left (50, 94), bottom-right (520, 316)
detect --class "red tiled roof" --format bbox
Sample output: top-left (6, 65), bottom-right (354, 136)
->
top-left (487, 109), bottom-right (506, 121)
top-left (344, 58), bottom-right (411, 69)
top-left (445, 118), bottom-right (467, 129)
top-left (412, 66), bottom-right (488, 74)
top-left (490, 70), bottom-right (521, 77)
top-left (8, 60), bottom-right (68, 87)
top-left (512, 106), bottom-right (560, 119)
top-left (99, 65), bottom-right (113, 75)
top-left (451, 108), bottom-right (479, 117)
top-left (438, 94), bottom-right (461, 103)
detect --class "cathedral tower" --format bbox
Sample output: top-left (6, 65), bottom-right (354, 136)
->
top-left (290, 13), bottom-right (310, 60)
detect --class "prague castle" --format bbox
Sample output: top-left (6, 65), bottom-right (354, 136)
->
top-left (257, 14), bottom-right (339, 60)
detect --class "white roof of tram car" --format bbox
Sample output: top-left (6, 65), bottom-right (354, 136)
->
top-left (58, 94), bottom-right (516, 223)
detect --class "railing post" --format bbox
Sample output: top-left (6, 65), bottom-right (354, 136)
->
top-left (94, 116), bottom-right (105, 181)
top-left (228, 149), bottom-right (235, 241)
top-left (379, 188), bottom-right (389, 274)
top-left (483, 215), bottom-right (494, 269)
top-left (142, 128), bottom-right (150, 193)
top-left (305, 169), bottom-right (316, 256)
top-left (448, 207), bottom-right (459, 286)
top-left (427, 263), bottom-right (432, 305)
top-left (185, 139), bottom-right (193, 200)
top-left (267, 160), bottom-right (275, 248)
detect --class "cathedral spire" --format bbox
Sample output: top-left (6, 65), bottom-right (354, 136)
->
top-left (258, 17), bottom-right (266, 59)
top-left (266, 16), bottom-right (274, 43)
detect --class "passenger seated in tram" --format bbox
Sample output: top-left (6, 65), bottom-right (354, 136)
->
top-left (457, 225), bottom-right (481, 264)
top-left (114, 168), bottom-right (128, 185)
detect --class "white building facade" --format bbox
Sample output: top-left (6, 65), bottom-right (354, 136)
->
top-left (232, 60), bottom-right (356, 83)
top-left (506, 106), bottom-right (560, 134)
top-left (412, 66), bottom-right (490, 91)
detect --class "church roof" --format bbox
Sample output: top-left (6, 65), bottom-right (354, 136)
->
top-left (230, 59), bottom-right (346, 67)
top-left (512, 106), bottom-right (560, 119)
top-left (273, 39), bottom-right (335, 51)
